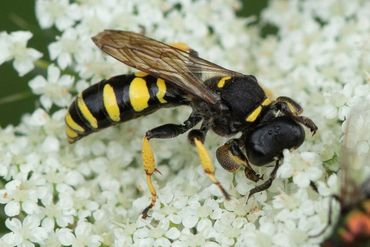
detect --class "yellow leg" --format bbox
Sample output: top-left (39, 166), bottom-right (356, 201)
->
top-left (141, 136), bottom-right (158, 218)
top-left (193, 139), bottom-right (230, 200)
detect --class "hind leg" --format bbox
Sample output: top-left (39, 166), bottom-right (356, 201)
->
top-left (141, 113), bottom-right (201, 218)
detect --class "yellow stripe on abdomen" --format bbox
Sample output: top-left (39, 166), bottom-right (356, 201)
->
top-left (129, 77), bottom-right (150, 112)
top-left (156, 78), bottom-right (167, 104)
top-left (77, 94), bottom-right (98, 129)
top-left (66, 126), bottom-right (79, 139)
top-left (65, 112), bottom-right (85, 133)
top-left (103, 84), bottom-right (120, 122)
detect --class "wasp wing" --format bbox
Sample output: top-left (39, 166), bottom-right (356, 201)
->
top-left (340, 100), bottom-right (370, 206)
top-left (92, 30), bottom-right (244, 104)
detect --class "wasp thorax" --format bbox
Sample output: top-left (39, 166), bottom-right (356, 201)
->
top-left (244, 116), bottom-right (305, 166)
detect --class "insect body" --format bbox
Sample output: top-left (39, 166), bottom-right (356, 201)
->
top-left (65, 30), bottom-right (318, 218)
top-left (65, 73), bottom-right (187, 143)
top-left (321, 102), bottom-right (370, 247)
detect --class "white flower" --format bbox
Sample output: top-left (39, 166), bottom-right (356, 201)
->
top-left (58, 221), bottom-right (101, 247)
top-left (1, 0), bottom-right (370, 246)
top-left (29, 64), bottom-right (74, 110)
top-left (133, 219), bottom-right (172, 246)
top-left (2, 216), bottom-right (48, 246)
top-left (0, 31), bottom-right (42, 76)
top-left (40, 230), bottom-right (63, 247)
top-left (39, 189), bottom-right (75, 228)
top-left (48, 30), bottom-right (80, 69)
top-left (0, 175), bottom-right (45, 217)
top-left (278, 151), bottom-right (323, 188)
top-left (36, 0), bottom-right (80, 31)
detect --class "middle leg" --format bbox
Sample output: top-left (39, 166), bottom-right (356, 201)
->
top-left (188, 124), bottom-right (231, 200)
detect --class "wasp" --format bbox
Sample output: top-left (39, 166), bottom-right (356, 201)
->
top-left (65, 30), bottom-right (318, 218)
top-left (320, 102), bottom-right (370, 247)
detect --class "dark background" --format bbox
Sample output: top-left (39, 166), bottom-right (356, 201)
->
top-left (0, 0), bottom-right (268, 126)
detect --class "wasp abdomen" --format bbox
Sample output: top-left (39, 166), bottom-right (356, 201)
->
top-left (65, 73), bottom-right (186, 143)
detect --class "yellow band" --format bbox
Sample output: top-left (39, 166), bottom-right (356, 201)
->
top-left (103, 84), bottom-right (120, 122)
top-left (246, 105), bottom-right (262, 122)
top-left (156, 78), bottom-right (167, 104)
top-left (77, 95), bottom-right (98, 129)
top-left (217, 76), bottom-right (231, 88)
top-left (65, 112), bottom-right (84, 133)
top-left (129, 77), bottom-right (150, 112)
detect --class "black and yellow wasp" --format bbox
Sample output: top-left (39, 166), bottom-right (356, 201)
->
top-left (65, 30), bottom-right (318, 218)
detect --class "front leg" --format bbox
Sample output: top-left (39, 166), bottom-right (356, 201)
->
top-left (276, 97), bottom-right (318, 135)
top-left (247, 159), bottom-right (281, 201)
top-left (216, 139), bottom-right (262, 182)
top-left (141, 113), bottom-right (201, 218)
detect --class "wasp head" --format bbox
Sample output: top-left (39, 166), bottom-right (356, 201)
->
top-left (243, 116), bottom-right (305, 166)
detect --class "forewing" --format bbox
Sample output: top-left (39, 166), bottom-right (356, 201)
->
top-left (340, 100), bottom-right (370, 206)
top-left (92, 30), bottom-right (243, 104)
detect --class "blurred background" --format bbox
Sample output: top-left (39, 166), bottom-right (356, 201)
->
top-left (0, 0), bottom-right (268, 126)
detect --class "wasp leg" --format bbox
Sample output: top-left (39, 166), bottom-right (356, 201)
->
top-left (276, 96), bottom-right (304, 114)
top-left (216, 139), bottom-right (262, 182)
top-left (188, 127), bottom-right (231, 200)
top-left (141, 114), bottom-right (201, 218)
top-left (247, 159), bottom-right (281, 201)
top-left (141, 136), bottom-right (157, 219)
top-left (276, 97), bottom-right (318, 135)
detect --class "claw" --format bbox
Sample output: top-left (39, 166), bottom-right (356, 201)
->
top-left (154, 168), bottom-right (162, 175)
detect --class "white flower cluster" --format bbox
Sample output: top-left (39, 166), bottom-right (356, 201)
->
top-left (0, 0), bottom-right (369, 246)
top-left (0, 31), bottom-right (42, 76)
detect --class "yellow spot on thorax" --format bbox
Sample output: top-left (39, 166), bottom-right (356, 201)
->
top-left (77, 95), bottom-right (98, 129)
top-left (135, 71), bottom-right (148, 77)
top-left (217, 76), bottom-right (231, 88)
top-left (65, 112), bottom-right (84, 133)
top-left (170, 42), bottom-right (190, 52)
top-left (103, 84), bottom-right (120, 122)
top-left (245, 98), bottom-right (271, 122)
top-left (262, 98), bottom-right (271, 106)
top-left (129, 77), bottom-right (150, 112)
top-left (156, 78), bottom-right (167, 104)
top-left (246, 105), bottom-right (262, 122)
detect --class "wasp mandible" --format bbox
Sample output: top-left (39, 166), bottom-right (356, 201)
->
top-left (65, 30), bottom-right (318, 218)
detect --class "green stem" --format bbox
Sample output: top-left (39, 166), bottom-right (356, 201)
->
top-left (0, 91), bottom-right (33, 105)
top-left (35, 59), bottom-right (50, 70)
